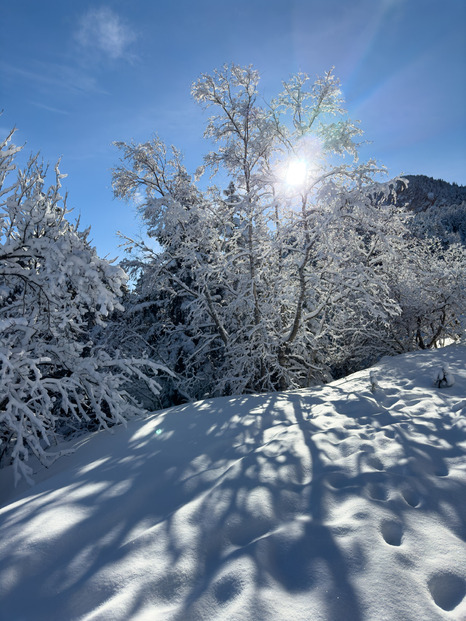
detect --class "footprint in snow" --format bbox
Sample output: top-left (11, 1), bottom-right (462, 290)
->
top-left (366, 482), bottom-right (389, 501)
top-left (401, 486), bottom-right (420, 508)
top-left (428, 572), bottom-right (466, 611)
top-left (435, 464), bottom-right (449, 477)
top-left (213, 574), bottom-right (244, 605)
top-left (364, 454), bottom-right (385, 471)
top-left (381, 519), bottom-right (403, 546)
top-left (404, 456), bottom-right (449, 478)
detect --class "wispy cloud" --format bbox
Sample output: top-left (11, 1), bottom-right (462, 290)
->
top-left (0, 60), bottom-right (107, 96)
top-left (30, 101), bottom-right (70, 115)
top-left (75, 7), bottom-right (136, 61)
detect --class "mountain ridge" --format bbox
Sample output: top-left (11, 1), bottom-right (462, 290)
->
top-left (393, 174), bottom-right (466, 212)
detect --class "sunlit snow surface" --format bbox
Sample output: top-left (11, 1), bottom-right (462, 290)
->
top-left (1, 346), bottom-right (465, 620)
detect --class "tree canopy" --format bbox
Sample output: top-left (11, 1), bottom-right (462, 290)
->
top-left (111, 65), bottom-right (466, 402)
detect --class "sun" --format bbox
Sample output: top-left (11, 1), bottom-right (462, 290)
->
top-left (285, 159), bottom-right (307, 187)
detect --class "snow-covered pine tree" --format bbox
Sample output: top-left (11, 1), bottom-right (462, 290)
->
top-left (0, 130), bottom-right (168, 484)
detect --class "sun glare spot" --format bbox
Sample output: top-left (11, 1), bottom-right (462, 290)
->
top-left (286, 159), bottom-right (307, 186)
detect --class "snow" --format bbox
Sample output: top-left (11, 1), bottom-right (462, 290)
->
top-left (1, 346), bottom-right (465, 620)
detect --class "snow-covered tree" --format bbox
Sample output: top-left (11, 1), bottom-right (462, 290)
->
top-left (384, 238), bottom-right (466, 351)
top-left (112, 65), bottom-right (413, 399)
top-left (410, 200), bottom-right (466, 247)
top-left (0, 130), bottom-right (167, 484)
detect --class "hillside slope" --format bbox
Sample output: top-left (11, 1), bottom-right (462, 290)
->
top-left (0, 346), bottom-right (465, 620)
top-left (395, 175), bottom-right (466, 212)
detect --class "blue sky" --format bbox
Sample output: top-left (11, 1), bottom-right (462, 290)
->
top-left (1, 0), bottom-right (465, 259)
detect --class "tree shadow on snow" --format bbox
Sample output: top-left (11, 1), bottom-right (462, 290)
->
top-left (0, 362), bottom-right (465, 620)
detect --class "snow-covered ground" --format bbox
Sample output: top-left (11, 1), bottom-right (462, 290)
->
top-left (1, 346), bottom-right (465, 620)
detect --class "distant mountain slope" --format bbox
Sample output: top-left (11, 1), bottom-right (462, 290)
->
top-left (394, 175), bottom-right (466, 212)
top-left (380, 175), bottom-right (466, 246)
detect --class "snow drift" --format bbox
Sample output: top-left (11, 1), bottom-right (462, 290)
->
top-left (1, 346), bottom-right (465, 620)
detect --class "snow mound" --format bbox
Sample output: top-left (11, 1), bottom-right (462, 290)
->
top-left (1, 346), bottom-right (466, 620)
